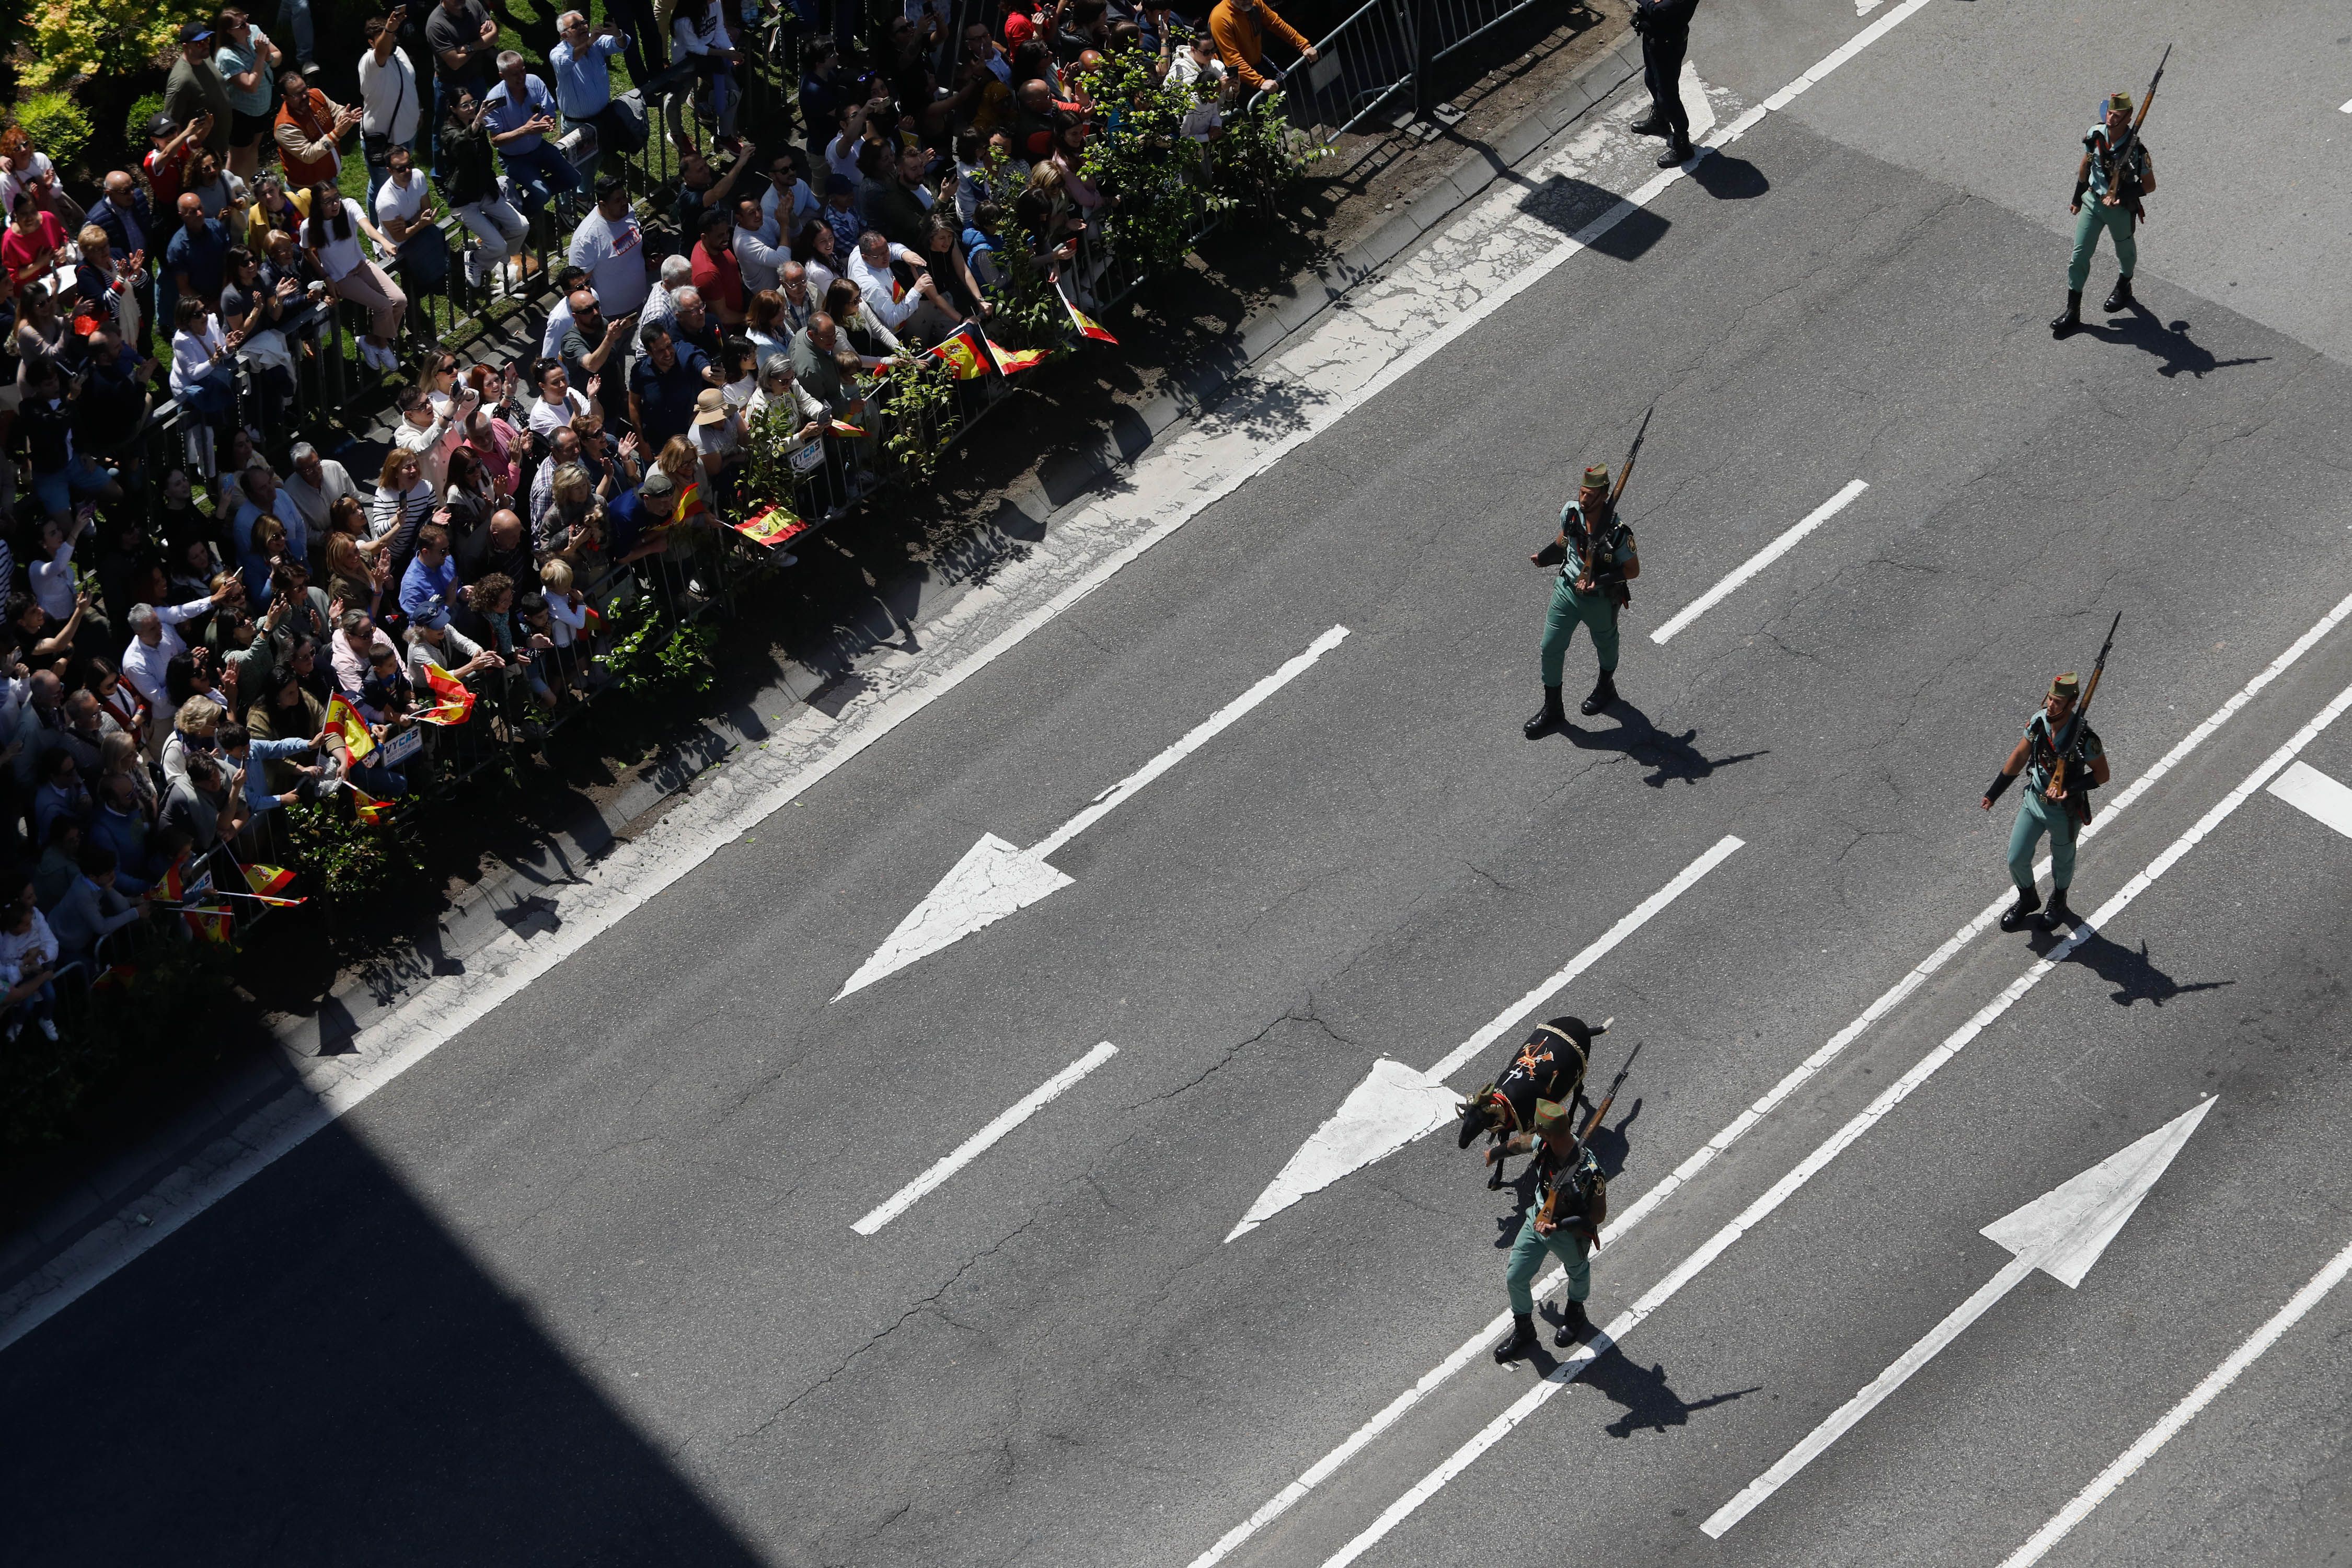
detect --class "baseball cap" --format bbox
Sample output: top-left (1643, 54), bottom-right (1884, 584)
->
top-left (147, 112), bottom-right (182, 140)
top-left (177, 22), bottom-right (213, 43)
top-left (412, 596), bottom-right (451, 631)
top-left (639, 468), bottom-right (677, 502)
top-left (692, 388), bottom-right (729, 426)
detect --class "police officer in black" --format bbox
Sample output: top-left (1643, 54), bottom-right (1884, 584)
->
top-left (1630, 0), bottom-right (1700, 167)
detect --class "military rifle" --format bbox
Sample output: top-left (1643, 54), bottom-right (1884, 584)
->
top-left (2102, 45), bottom-right (2170, 212)
top-left (1534, 1042), bottom-right (1640, 1242)
top-left (1583, 406), bottom-right (1653, 606)
top-left (2044, 612), bottom-right (2120, 814)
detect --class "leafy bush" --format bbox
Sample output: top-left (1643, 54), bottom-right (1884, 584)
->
top-left (1076, 45), bottom-right (1233, 274)
top-left (1209, 96), bottom-right (1331, 214)
top-left (16, 93), bottom-right (94, 174)
top-left (880, 354), bottom-right (958, 487)
top-left (278, 797), bottom-right (426, 911)
top-left (14, 0), bottom-right (206, 91)
top-left (603, 594), bottom-right (719, 701)
top-left (125, 91), bottom-right (168, 151)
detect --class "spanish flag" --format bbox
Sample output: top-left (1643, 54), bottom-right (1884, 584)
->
top-left (162, 859), bottom-right (212, 904)
top-left (828, 419), bottom-right (867, 437)
top-left (671, 478), bottom-right (706, 524)
top-left (246, 864), bottom-right (297, 897)
top-left (1060, 286), bottom-right (1118, 345)
top-left (733, 504), bottom-right (810, 549)
top-left (985, 336), bottom-right (1048, 374)
top-left (349, 784), bottom-right (393, 825)
top-left (927, 324), bottom-right (991, 381)
top-left (326, 693), bottom-right (377, 762)
top-left (416, 664), bottom-right (477, 727)
top-left (184, 905), bottom-right (234, 944)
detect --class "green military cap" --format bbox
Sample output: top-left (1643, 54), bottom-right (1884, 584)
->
top-left (1581, 464), bottom-right (1610, 489)
top-left (2107, 91), bottom-right (2133, 113)
top-left (2050, 672), bottom-right (2080, 699)
top-left (1531, 1099), bottom-right (1576, 1143)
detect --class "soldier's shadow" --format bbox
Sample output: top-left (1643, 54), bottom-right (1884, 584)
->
top-left (2085, 308), bottom-right (2271, 380)
top-left (2039, 924), bottom-right (2235, 1008)
top-left (1491, 1099), bottom-right (1643, 1249)
top-left (1565, 700), bottom-right (1767, 788)
top-left (1543, 1341), bottom-right (1761, 1437)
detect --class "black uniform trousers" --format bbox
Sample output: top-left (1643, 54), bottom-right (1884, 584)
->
top-left (1642, 28), bottom-right (1691, 139)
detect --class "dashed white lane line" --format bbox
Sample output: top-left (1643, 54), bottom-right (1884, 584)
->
top-left (1649, 479), bottom-right (1869, 644)
top-left (2266, 759), bottom-right (2352, 839)
top-left (1319, 676), bottom-right (2352, 1568)
top-left (852, 1042), bottom-right (1119, 1236)
top-left (1999, 1232), bottom-right (2352, 1568)
top-left (1191, 578), bottom-right (2352, 1567)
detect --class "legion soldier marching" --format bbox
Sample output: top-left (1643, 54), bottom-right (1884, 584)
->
top-left (1983, 671), bottom-right (2112, 932)
top-left (2053, 88), bottom-right (2159, 337)
top-left (1525, 465), bottom-right (1639, 736)
top-left (1490, 1098), bottom-right (1604, 1361)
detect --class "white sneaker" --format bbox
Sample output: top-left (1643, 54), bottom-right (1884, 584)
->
top-left (37, 1017), bottom-right (57, 1041)
top-left (775, 552), bottom-right (799, 568)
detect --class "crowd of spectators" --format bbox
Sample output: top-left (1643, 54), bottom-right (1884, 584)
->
top-left (0, 0), bottom-right (1320, 1037)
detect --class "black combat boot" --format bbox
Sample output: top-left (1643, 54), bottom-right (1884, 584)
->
top-left (2102, 275), bottom-right (2136, 313)
top-left (1580, 672), bottom-right (1618, 717)
top-left (1656, 136), bottom-right (1694, 167)
top-left (2051, 290), bottom-right (2082, 337)
top-left (2037, 889), bottom-right (2077, 931)
top-left (1494, 1313), bottom-right (1538, 1364)
top-left (1999, 887), bottom-right (2043, 932)
top-left (1523, 686), bottom-right (1567, 738)
top-left (1628, 113), bottom-right (1669, 137)
top-left (1554, 1298), bottom-right (1594, 1347)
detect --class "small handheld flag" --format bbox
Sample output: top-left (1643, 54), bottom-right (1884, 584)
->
top-left (927, 325), bottom-right (992, 381)
top-left (985, 337), bottom-right (1048, 374)
top-left (1060, 285), bottom-right (1118, 345)
top-left (733, 505), bottom-right (811, 549)
top-left (326, 694), bottom-right (377, 762)
top-left (184, 905), bottom-right (234, 944)
top-left (245, 864), bottom-right (297, 897)
top-left (416, 664), bottom-right (477, 727)
top-left (348, 783), bottom-right (393, 825)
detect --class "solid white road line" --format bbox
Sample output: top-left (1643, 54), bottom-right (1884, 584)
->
top-left (2267, 759), bottom-right (2352, 840)
top-left (851, 1042), bottom-right (1119, 1235)
top-left (1999, 1232), bottom-right (2352, 1568)
top-left (1318, 677), bottom-right (2352, 1568)
top-left (1427, 834), bottom-right (1744, 1082)
top-left (835, 626), bottom-right (1351, 998)
top-left (1225, 835), bottom-right (1743, 1242)
top-left (1186, 587), bottom-right (2352, 1568)
top-left (2340, 97), bottom-right (2352, 114)
top-left (1702, 1100), bottom-right (2215, 1538)
top-left (1649, 480), bottom-right (1869, 645)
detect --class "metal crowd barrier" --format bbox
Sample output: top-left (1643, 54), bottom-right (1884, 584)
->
top-left (1259, 0), bottom-right (1565, 141)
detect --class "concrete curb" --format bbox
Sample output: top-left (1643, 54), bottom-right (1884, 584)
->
top-left (0, 28), bottom-right (1646, 1287)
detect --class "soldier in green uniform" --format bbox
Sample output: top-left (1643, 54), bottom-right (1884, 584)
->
top-left (1982, 672), bottom-right (2111, 932)
top-left (2053, 90), bottom-right (2157, 337)
top-left (1525, 464), bottom-right (1640, 737)
top-left (1491, 1098), bottom-right (1604, 1361)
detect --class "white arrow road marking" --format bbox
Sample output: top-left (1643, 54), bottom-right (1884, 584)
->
top-left (1702, 1099), bottom-right (2215, 1538)
top-left (1650, 480), bottom-right (1869, 644)
top-left (834, 625), bottom-right (1350, 999)
top-left (1676, 57), bottom-right (1718, 143)
top-left (1192, 587), bottom-right (2352, 1568)
top-left (1225, 835), bottom-right (1742, 1243)
top-left (2000, 1229), bottom-right (2352, 1568)
top-left (2267, 759), bottom-right (2352, 839)
top-left (1310, 676), bottom-right (2352, 1568)
top-left (852, 1042), bottom-right (1119, 1235)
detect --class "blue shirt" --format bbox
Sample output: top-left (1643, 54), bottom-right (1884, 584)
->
top-left (165, 218), bottom-right (230, 305)
top-left (629, 344), bottom-right (712, 448)
top-left (232, 495), bottom-right (307, 604)
top-left (233, 736), bottom-right (315, 813)
top-left (400, 554), bottom-right (457, 618)
top-left (484, 74), bottom-right (559, 157)
top-left (549, 33), bottom-right (629, 118)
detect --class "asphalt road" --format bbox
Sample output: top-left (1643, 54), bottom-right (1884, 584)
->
top-left (8, 1), bottom-right (2352, 1564)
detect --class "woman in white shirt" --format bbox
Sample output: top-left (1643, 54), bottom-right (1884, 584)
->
top-left (168, 296), bottom-right (240, 428)
top-left (370, 448), bottom-right (438, 567)
top-left (27, 516), bottom-right (82, 625)
top-left (301, 181), bottom-right (407, 373)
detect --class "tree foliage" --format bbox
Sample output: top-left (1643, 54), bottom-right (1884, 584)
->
top-left (9, 0), bottom-right (207, 91)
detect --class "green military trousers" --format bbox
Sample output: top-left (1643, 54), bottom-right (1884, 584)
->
top-left (1506, 1216), bottom-right (1591, 1315)
top-left (2067, 200), bottom-right (2137, 292)
top-left (1541, 577), bottom-right (1619, 687)
top-left (2008, 789), bottom-right (2079, 893)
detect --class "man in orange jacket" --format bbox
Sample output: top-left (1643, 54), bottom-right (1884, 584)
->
top-left (1207, 0), bottom-right (1320, 94)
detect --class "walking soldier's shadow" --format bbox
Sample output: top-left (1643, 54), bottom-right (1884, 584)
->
top-left (1563, 1343), bottom-right (1760, 1437)
top-left (2086, 308), bottom-right (2270, 380)
top-left (1565, 700), bottom-right (1766, 788)
top-left (2037, 924), bottom-right (2235, 1008)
